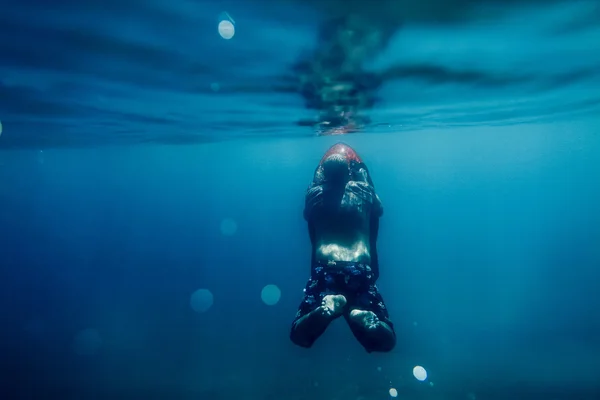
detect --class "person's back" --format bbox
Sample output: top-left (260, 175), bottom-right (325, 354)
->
top-left (290, 143), bottom-right (396, 353)
top-left (312, 181), bottom-right (371, 265)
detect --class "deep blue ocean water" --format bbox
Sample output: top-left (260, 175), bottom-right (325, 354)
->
top-left (1, 0), bottom-right (600, 399)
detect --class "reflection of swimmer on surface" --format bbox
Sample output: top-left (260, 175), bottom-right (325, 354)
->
top-left (290, 143), bottom-right (396, 353)
top-left (293, 15), bottom-right (399, 135)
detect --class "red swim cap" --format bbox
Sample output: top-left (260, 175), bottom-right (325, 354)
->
top-left (318, 143), bottom-right (363, 166)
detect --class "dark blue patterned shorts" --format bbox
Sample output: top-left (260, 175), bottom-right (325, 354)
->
top-left (293, 261), bottom-right (393, 328)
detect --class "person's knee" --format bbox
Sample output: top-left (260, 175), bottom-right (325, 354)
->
top-left (290, 326), bottom-right (315, 348)
top-left (348, 310), bottom-right (397, 353)
top-left (366, 331), bottom-right (396, 353)
top-left (360, 329), bottom-right (396, 353)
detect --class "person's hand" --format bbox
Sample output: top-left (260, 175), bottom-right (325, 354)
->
top-left (345, 180), bottom-right (375, 204)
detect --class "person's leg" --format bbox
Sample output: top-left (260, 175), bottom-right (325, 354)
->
top-left (345, 282), bottom-right (396, 353)
top-left (290, 273), bottom-right (347, 348)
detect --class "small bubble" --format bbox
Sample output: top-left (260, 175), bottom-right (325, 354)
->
top-left (261, 284), bottom-right (281, 306)
top-left (218, 20), bottom-right (235, 40)
top-left (190, 289), bottom-right (214, 313)
top-left (220, 218), bottom-right (237, 236)
top-left (413, 365), bottom-right (427, 381)
top-left (377, 366), bottom-right (382, 372)
top-left (389, 388), bottom-right (398, 397)
top-left (0, 120), bottom-right (3, 137)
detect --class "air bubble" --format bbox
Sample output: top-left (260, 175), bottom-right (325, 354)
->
top-left (220, 218), bottom-right (237, 236)
top-left (218, 18), bottom-right (235, 40)
top-left (190, 288), bottom-right (214, 313)
top-left (413, 365), bottom-right (427, 381)
top-left (261, 284), bottom-right (281, 305)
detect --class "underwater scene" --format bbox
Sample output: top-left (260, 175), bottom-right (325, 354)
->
top-left (1, 0), bottom-right (600, 399)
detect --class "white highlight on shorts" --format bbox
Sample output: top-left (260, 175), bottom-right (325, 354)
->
top-left (220, 218), bottom-right (237, 235)
top-left (72, 328), bottom-right (102, 356)
top-left (389, 388), bottom-right (398, 397)
top-left (190, 288), bottom-right (214, 313)
top-left (261, 284), bottom-right (281, 305)
top-left (413, 365), bottom-right (427, 381)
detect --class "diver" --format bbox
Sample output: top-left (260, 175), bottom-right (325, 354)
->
top-left (290, 142), bottom-right (396, 353)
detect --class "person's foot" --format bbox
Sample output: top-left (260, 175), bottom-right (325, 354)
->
top-left (320, 294), bottom-right (347, 318)
top-left (349, 309), bottom-right (379, 330)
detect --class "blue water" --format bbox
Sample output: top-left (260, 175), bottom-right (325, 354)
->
top-left (1, 0), bottom-right (600, 399)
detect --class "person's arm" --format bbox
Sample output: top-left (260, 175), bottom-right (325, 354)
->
top-left (304, 182), bottom-right (323, 266)
top-left (370, 210), bottom-right (381, 280)
top-left (304, 184), bottom-right (323, 221)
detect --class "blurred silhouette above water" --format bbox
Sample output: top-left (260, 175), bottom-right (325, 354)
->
top-left (284, 0), bottom-right (600, 135)
top-left (0, 0), bottom-right (598, 147)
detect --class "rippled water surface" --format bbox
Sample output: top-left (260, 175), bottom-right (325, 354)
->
top-left (0, 0), bottom-right (599, 147)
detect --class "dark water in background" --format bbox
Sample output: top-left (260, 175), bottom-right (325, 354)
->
top-left (1, 0), bottom-right (600, 399)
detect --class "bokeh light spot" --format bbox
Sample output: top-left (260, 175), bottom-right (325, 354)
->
top-left (413, 365), bottom-right (428, 381)
top-left (190, 288), bottom-right (214, 313)
top-left (389, 388), bottom-right (398, 397)
top-left (72, 328), bottom-right (102, 356)
top-left (261, 284), bottom-right (281, 305)
top-left (218, 20), bottom-right (235, 39)
top-left (220, 218), bottom-right (238, 236)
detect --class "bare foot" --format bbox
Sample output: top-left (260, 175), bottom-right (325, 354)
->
top-left (349, 309), bottom-right (379, 330)
top-left (320, 294), bottom-right (347, 318)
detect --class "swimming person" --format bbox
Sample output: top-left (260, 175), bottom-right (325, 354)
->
top-left (290, 142), bottom-right (396, 353)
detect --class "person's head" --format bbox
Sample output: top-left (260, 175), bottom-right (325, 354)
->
top-left (312, 142), bottom-right (374, 188)
top-left (321, 153), bottom-right (349, 185)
